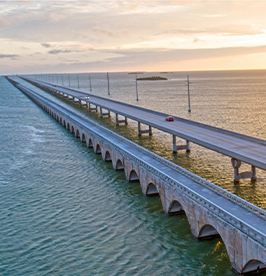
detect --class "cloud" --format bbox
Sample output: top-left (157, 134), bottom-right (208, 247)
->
top-left (41, 43), bottom-right (53, 48)
top-left (48, 49), bottom-right (72, 54)
top-left (0, 17), bottom-right (11, 27)
top-left (0, 54), bottom-right (19, 59)
top-left (193, 37), bottom-right (204, 43)
top-left (100, 44), bottom-right (266, 66)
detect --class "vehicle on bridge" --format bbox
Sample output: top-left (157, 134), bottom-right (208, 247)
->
top-left (165, 116), bottom-right (174, 121)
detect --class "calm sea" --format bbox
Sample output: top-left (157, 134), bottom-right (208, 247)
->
top-left (1, 70), bottom-right (266, 275)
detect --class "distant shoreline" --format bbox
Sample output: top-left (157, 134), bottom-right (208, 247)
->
top-left (128, 72), bottom-right (145, 75)
top-left (137, 76), bottom-right (168, 81)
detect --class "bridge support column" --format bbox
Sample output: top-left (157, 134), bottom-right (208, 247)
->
top-left (138, 122), bottom-right (152, 136)
top-left (79, 100), bottom-right (87, 107)
top-left (115, 113), bottom-right (128, 125)
top-left (87, 103), bottom-right (98, 112)
top-left (100, 107), bottom-right (110, 118)
top-left (63, 93), bottom-right (68, 98)
top-left (173, 135), bottom-right (190, 153)
top-left (73, 97), bottom-right (79, 104)
top-left (231, 158), bottom-right (256, 183)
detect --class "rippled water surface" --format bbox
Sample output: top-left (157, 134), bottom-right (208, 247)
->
top-left (1, 71), bottom-right (266, 275)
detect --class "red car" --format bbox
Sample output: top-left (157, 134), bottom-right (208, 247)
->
top-left (165, 116), bottom-right (174, 121)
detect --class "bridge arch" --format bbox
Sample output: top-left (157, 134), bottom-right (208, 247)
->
top-left (104, 151), bottom-right (112, 162)
top-left (63, 120), bottom-right (66, 127)
top-left (146, 183), bottom-right (159, 196)
top-left (115, 159), bottom-right (124, 171)
top-left (71, 125), bottom-right (75, 134)
top-left (75, 128), bottom-right (80, 138)
top-left (87, 138), bottom-right (93, 148)
top-left (198, 224), bottom-right (219, 240)
top-left (95, 144), bottom-right (101, 154)
top-left (242, 259), bottom-right (266, 274)
top-left (168, 200), bottom-right (184, 215)
top-left (56, 115), bottom-right (59, 122)
top-left (66, 122), bottom-right (70, 130)
top-left (59, 117), bottom-right (62, 125)
top-left (129, 169), bottom-right (139, 182)
top-left (81, 133), bottom-right (86, 143)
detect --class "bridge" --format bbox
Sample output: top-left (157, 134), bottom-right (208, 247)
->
top-left (7, 77), bottom-right (266, 275)
top-left (22, 77), bottom-right (266, 183)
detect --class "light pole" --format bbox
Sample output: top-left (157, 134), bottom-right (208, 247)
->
top-left (107, 72), bottom-right (110, 95)
top-left (136, 75), bottom-right (138, 101)
top-left (187, 75), bottom-right (191, 113)
top-left (89, 74), bottom-right (92, 91)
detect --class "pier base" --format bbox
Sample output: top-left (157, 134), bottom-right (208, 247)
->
top-left (87, 103), bottom-right (98, 112)
top-left (79, 100), bottom-right (87, 107)
top-left (100, 107), bottom-right (110, 118)
top-left (231, 158), bottom-right (256, 183)
top-left (138, 122), bottom-right (152, 136)
top-left (116, 113), bottom-right (128, 125)
top-left (73, 97), bottom-right (79, 104)
top-left (173, 135), bottom-right (190, 153)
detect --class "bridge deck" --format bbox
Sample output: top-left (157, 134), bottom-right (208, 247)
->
top-left (24, 78), bottom-right (266, 171)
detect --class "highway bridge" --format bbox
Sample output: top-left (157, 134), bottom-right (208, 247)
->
top-left (22, 76), bottom-right (266, 183)
top-left (7, 77), bottom-right (266, 274)
top-left (7, 77), bottom-right (266, 275)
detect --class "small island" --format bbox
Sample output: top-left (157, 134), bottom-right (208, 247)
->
top-left (137, 76), bottom-right (168, 81)
top-left (128, 72), bottom-right (144, 75)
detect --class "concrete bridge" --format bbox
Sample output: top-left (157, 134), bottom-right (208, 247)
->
top-left (7, 77), bottom-right (266, 275)
top-left (22, 77), bottom-right (266, 183)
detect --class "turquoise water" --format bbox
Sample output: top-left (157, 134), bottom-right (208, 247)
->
top-left (1, 71), bottom-right (266, 275)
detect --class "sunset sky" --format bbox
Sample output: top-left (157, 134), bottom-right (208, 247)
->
top-left (1, 0), bottom-right (266, 75)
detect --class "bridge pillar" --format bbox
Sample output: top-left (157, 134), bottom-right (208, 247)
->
top-left (231, 158), bottom-right (256, 183)
top-left (173, 135), bottom-right (190, 153)
top-left (138, 122), bottom-right (152, 136)
top-left (115, 113), bottom-right (128, 125)
top-left (100, 107), bottom-right (110, 118)
top-left (73, 97), bottom-right (79, 104)
top-left (79, 100), bottom-right (87, 107)
top-left (87, 103), bottom-right (98, 112)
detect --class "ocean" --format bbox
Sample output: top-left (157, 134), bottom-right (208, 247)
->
top-left (1, 70), bottom-right (266, 275)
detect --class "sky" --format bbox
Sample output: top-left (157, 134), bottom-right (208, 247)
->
top-left (1, 0), bottom-right (266, 74)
